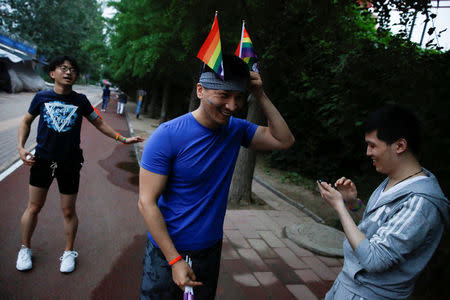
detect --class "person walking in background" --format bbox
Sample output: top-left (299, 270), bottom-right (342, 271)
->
top-left (117, 90), bottom-right (128, 115)
top-left (317, 105), bottom-right (449, 299)
top-left (16, 55), bottom-right (144, 273)
top-left (135, 88), bottom-right (146, 119)
top-left (138, 54), bottom-right (295, 299)
top-left (101, 84), bottom-right (110, 112)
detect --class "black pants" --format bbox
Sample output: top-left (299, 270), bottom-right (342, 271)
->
top-left (140, 239), bottom-right (222, 300)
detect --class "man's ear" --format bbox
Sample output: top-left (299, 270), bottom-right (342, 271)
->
top-left (49, 71), bottom-right (55, 80)
top-left (395, 138), bottom-right (408, 154)
top-left (196, 83), bottom-right (203, 99)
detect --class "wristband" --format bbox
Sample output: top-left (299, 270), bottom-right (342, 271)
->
top-left (346, 198), bottom-right (362, 212)
top-left (115, 133), bottom-right (120, 141)
top-left (122, 137), bottom-right (127, 144)
top-left (169, 255), bottom-right (182, 266)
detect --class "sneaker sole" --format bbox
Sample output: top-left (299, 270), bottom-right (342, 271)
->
top-left (16, 265), bottom-right (32, 271)
top-left (60, 268), bottom-right (75, 273)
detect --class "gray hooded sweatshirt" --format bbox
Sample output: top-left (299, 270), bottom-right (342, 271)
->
top-left (336, 168), bottom-right (449, 299)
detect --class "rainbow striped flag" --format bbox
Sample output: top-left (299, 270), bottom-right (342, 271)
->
top-left (197, 13), bottom-right (224, 79)
top-left (235, 21), bottom-right (259, 72)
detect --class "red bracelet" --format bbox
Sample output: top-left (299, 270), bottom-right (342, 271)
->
top-left (169, 255), bottom-right (182, 266)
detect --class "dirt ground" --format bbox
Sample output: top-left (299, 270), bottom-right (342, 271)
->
top-left (253, 154), bottom-right (364, 229)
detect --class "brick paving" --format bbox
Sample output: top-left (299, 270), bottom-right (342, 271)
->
top-left (217, 210), bottom-right (339, 300)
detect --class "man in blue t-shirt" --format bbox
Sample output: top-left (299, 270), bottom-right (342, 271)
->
top-left (138, 54), bottom-right (295, 299)
top-left (16, 55), bottom-right (143, 274)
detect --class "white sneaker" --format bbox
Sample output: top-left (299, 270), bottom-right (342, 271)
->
top-left (60, 250), bottom-right (78, 273)
top-left (16, 245), bottom-right (32, 271)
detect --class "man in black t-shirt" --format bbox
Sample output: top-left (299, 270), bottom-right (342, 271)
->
top-left (116, 90), bottom-right (127, 115)
top-left (16, 55), bottom-right (143, 273)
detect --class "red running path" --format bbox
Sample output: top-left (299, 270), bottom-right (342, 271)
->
top-left (0, 102), bottom-right (147, 300)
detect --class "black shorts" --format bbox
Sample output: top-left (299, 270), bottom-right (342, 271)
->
top-left (29, 157), bottom-right (83, 194)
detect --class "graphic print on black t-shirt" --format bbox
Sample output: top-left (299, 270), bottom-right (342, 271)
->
top-left (43, 101), bottom-right (78, 132)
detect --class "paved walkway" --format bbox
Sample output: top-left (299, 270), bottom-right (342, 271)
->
top-left (0, 91), bottom-right (341, 299)
top-left (0, 91), bottom-right (38, 172)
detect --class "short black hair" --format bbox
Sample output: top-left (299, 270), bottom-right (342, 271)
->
top-left (363, 105), bottom-right (421, 155)
top-left (201, 53), bottom-right (250, 82)
top-left (48, 55), bottom-right (79, 74)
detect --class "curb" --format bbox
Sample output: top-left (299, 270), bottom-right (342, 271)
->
top-left (253, 176), bottom-right (325, 224)
top-left (0, 148), bottom-right (35, 182)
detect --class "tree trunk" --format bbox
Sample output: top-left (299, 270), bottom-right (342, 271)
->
top-left (148, 83), bottom-right (161, 119)
top-left (228, 95), bottom-right (265, 205)
top-left (159, 81), bottom-right (170, 123)
top-left (188, 83), bottom-right (199, 112)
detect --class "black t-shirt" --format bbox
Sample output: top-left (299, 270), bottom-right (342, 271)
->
top-left (118, 93), bottom-right (127, 103)
top-left (28, 89), bottom-right (99, 161)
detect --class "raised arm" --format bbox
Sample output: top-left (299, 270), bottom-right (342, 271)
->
top-left (17, 113), bottom-right (37, 165)
top-left (248, 72), bottom-right (295, 151)
top-left (89, 117), bottom-right (143, 144)
top-left (138, 168), bottom-right (202, 290)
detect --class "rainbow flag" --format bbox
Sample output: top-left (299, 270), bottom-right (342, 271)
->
top-left (197, 13), bottom-right (224, 79)
top-left (235, 21), bottom-right (259, 72)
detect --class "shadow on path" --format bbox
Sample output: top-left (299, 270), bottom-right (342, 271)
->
top-left (98, 144), bottom-right (139, 191)
top-left (91, 234), bottom-right (146, 300)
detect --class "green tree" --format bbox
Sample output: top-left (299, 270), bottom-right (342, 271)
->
top-left (107, 0), bottom-right (249, 113)
top-left (0, 0), bottom-right (106, 80)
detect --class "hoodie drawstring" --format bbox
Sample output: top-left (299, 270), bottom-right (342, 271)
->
top-left (50, 162), bottom-right (57, 177)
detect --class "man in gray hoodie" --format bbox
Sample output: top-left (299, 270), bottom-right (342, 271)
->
top-left (318, 105), bottom-right (449, 299)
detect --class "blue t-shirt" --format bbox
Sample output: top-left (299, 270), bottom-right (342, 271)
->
top-left (28, 89), bottom-right (98, 161)
top-left (141, 113), bottom-right (258, 250)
